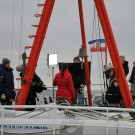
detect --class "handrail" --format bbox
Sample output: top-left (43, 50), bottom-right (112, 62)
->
top-left (0, 105), bottom-right (135, 135)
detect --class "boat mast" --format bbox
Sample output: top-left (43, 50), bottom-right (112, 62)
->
top-left (78, 0), bottom-right (92, 106)
top-left (94, 0), bottom-right (133, 108)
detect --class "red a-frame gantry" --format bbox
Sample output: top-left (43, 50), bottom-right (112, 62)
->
top-left (16, 0), bottom-right (133, 109)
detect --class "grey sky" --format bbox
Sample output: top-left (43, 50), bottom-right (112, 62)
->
top-left (0, 0), bottom-right (135, 91)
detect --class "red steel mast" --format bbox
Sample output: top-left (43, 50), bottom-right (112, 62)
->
top-left (16, 0), bottom-right (55, 108)
top-left (94, 0), bottom-right (133, 108)
top-left (78, 0), bottom-right (92, 106)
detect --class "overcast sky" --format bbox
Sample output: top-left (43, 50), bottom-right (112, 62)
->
top-left (0, 0), bottom-right (135, 91)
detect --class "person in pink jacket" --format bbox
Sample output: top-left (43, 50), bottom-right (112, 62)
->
top-left (53, 63), bottom-right (76, 105)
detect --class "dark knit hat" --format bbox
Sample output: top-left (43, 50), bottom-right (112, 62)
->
top-left (2, 58), bottom-right (10, 65)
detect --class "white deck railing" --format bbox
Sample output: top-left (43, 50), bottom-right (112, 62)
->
top-left (0, 104), bottom-right (135, 135)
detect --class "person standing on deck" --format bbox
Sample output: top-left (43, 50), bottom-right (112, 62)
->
top-left (16, 64), bottom-right (46, 111)
top-left (0, 58), bottom-right (15, 105)
top-left (53, 63), bottom-right (76, 105)
top-left (120, 55), bottom-right (129, 77)
top-left (129, 61), bottom-right (135, 101)
top-left (73, 57), bottom-right (85, 105)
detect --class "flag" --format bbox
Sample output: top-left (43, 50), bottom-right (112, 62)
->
top-left (88, 39), bottom-right (106, 52)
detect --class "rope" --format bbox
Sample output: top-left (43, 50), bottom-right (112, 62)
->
top-left (10, 0), bottom-right (15, 66)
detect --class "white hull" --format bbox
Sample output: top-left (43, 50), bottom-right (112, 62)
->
top-left (0, 107), bottom-right (135, 135)
top-left (1, 119), bottom-right (135, 135)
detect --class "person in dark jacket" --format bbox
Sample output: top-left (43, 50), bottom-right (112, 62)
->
top-left (53, 63), bottom-right (76, 105)
top-left (0, 58), bottom-right (15, 105)
top-left (16, 65), bottom-right (46, 111)
top-left (72, 57), bottom-right (85, 105)
top-left (120, 55), bottom-right (129, 77)
top-left (129, 61), bottom-right (135, 100)
top-left (105, 78), bottom-right (122, 106)
top-left (103, 64), bottom-right (115, 87)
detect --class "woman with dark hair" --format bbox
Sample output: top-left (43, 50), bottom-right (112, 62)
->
top-left (53, 63), bottom-right (76, 105)
top-left (105, 78), bottom-right (122, 106)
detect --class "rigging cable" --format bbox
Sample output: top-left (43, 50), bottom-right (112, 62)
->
top-left (91, 3), bottom-right (103, 95)
top-left (97, 13), bottom-right (106, 95)
top-left (17, 0), bottom-right (24, 89)
top-left (93, 6), bottom-right (103, 94)
top-left (90, 3), bottom-right (96, 87)
top-left (23, 0), bottom-right (39, 63)
top-left (18, 0), bottom-right (24, 65)
top-left (96, 46), bottom-right (103, 94)
top-left (97, 15), bottom-right (104, 73)
top-left (91, 5), bottom-right (96, 61)
top-left (91, 3), bottom-right (103, 92)
top-left (11, 0), bottom-right (15, 66)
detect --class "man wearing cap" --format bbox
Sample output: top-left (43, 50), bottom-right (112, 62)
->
top-left (120, 55), bottom-right (129, 77)
top-left (0, 58), bottom-right (15, 105)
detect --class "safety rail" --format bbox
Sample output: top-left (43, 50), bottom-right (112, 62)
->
top-left (0, 105), bottom-right (135, 135)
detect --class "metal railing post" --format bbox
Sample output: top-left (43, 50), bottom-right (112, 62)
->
top-left (53, 105), bottom-right (56, 135)
top-left (1, 106), bottom-right (4, 135)
top-left (106, 108), bottom-right (109, 135)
